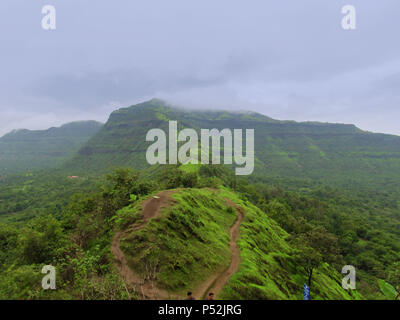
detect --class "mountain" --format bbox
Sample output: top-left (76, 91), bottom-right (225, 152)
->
top-left (65, 99), bottom-right (400, 191)
top-left (0, 121), bottom-right (102, 175)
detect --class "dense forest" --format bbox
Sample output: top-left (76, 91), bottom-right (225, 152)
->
top-left (0, 164), bottom-right (399, 299)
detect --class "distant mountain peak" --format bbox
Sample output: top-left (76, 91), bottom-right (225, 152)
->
top-left (2, 120), bottom-right (103, 139)
top-left (0, 121), bottom-right (103, 175)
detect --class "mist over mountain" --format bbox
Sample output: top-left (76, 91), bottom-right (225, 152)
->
top-left (61, 99), bottom-right (400, 191)
top-left (3, 98), bottom-right (400, 193)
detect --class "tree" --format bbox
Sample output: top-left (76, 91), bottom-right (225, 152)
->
top-left (181, 172), bottom-right (198, 188)
top-left (294, 244), bottom-right (322, 289)
top-left (290, 227), bottom-right (338, 298)
top-left (100, 168), bottom-right (155, 217)
top-left (306, 226), bottom-right (342, 268)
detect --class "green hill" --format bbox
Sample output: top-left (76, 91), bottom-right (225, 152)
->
top-left (64, 99), bottom-right (400, 193)
top-left (0, 121), bottom-right (102, 175)
top-left (115, 187), bottom-right (361, 300)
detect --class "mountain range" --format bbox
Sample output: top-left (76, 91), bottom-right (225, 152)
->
top-left (0, 121), bottom-right (102, 175)
top-left (2, 99), bottom-right (400, 193)
top-left (63, 99), bottom-right (400, 191)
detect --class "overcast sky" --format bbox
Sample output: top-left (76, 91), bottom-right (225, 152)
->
top-left (0, 0), bottom-right (399, 136)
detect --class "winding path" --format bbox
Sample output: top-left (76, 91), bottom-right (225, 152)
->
top-left (111, 190), bottom-right (176, 299)
top-left (111, 189), bottom-right (244, 300)
top-left (193, 199), bottom-right (244, 300)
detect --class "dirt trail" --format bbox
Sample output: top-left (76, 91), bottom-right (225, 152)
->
top-left (193, 199), bottom-right (245, 300)
top-left (111, 189), bottom-right (245, 300)
top-left (111, 190), bottom-right (176, 300)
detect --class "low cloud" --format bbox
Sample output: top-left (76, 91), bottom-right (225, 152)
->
top-left (1, 0), bottom-right (399, 136)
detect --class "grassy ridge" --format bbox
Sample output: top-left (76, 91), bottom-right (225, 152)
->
top-left (218, 189), bottom-right (361, 300)
top-left (117, 187), bottom-right (362, 299)
top-left (119, 189), bottom-right (236, 294)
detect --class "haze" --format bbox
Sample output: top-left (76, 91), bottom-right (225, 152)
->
top-left (0, 0), bottom-right (399, 136)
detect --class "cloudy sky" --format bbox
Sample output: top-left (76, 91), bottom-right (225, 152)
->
top-left (0, 0), bottom-right (399, 136)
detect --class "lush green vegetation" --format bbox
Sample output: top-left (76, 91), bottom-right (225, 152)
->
top-left (63, 99), bottom-right (400, 193)
top-left (0, 170), bottom-right (99, 223)
top-left (0, 168), bottom-right (153, 299)
top-left (0, 165), bottom-right (398, 300)
top-left (0, 99), bottom-right (399, 300)
top-left (119, 188), bottom-right (237, 294)
top-left (116, 186), bottom-right (361, 299)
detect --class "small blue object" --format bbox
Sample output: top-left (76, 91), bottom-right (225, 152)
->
top-left (304, 284), bottom-right (310, 300)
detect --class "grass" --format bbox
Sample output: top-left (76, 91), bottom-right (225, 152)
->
top-left (116, 187), bottom-right (364, 299)
top-left (119, 188), bottom-right (236, 294)
top-left (218, 188), bottom-right (362, 300)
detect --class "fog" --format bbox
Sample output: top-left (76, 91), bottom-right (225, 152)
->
top-left (0, 0), bottom-right (399, 136)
